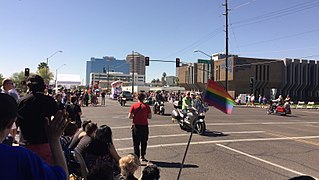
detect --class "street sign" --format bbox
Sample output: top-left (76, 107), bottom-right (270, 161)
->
top-left (197, 59), bottom-right (211, 64)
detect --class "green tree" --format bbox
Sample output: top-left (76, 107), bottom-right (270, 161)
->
top-left (0, 73), bottom-right (4, 85)
top-left (37, 67), bottom-right (54, 85)
top-left (38, 62), bottom-right (48, 70)
top-left (174, 77), bottom-right (179, 85)
top-left (156, 78), bottom-right (160, 83)
top-left (161, 72), bottom-right (167, 86)
top-left (151, 79), bottom-right (156, 83)
top-left (11, 71), bottom-right (26, 90)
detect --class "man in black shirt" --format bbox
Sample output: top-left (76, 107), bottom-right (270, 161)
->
top-left (17, 75), bottom-right (58, 164)
top-left (65, 96), bottom-right (82, 128)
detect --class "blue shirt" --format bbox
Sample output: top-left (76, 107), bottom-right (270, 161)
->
top-left (0, 144), bottom-right (66, 180)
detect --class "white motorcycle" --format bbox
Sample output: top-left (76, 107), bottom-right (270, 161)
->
top-left (171, 106), bottom-right (206, 135)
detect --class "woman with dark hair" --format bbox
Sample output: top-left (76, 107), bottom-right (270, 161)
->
top-left (85, 125), bottom-right (121, 176)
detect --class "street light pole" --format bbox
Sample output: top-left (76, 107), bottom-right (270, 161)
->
top-left (194, 50), bottom-right (213, 80)
top-left (55, 64), bottom-right (66, 93)
top-left (46, 50), bottom-right (63, 84)
top-left (131, 51), bottom-right (135, 95)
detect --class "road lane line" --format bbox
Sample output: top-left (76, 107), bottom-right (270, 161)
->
top-left (216, 144), bottom-right (308, 177)
top-left (266, 132), bottom-right (319, 147)
top-left (116, 135), bottom-right (319, 151)
top-left (113, 131), bottom-right (265, 141)
top-left (111, 122), bottom-right (319, 129)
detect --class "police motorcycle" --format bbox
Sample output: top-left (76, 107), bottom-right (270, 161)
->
top-left (171, 102), bottom-right (206, 135)
top-left (118, 94), bottom-right (127, 106)
top-left (154, 100), bottom-right (165, 115)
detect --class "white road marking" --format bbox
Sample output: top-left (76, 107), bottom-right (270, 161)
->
top-left (298, 110), bottom-right (319, 115)
top-left (216, 144), bottom-right (315, 178)
top-left (113, 131), bottom-right (265, 141)
top-left (116, 135), bottom-right (319, 151)
top-left (111, 121), bottom-right (319, 129)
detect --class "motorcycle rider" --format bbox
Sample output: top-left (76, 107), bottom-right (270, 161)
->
top-left (119, 92), bottom-right (127, 105)
top-left (284, 95), bottom-right (291, 113)
top-left (181, 92), bottom-right (193, 124)
top-left (193, 94), bottom-right (207, 114)
top-left (154, 91), bottom-right (165, 114)
top-left (269, 95), bottom-right (283, 112)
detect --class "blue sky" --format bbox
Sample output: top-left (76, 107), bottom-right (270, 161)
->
top-left (1, 0), bottom-right (319, 83)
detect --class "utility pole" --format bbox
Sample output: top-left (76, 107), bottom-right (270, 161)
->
top-left (131, 51), bottom-right (135, 95)
top-left (107, 65), bottom-right (110, 94)
top-left (224, 0), bottom-right (229, 91)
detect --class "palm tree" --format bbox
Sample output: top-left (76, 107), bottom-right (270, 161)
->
top-left (11, 71), bottom-right (27, 90)
top-left (161, 72), bottom-right (167, 86)
top-left (37, 67), bottom-right (54, 85)
top-left (38, 62), bottom-right (48, 70)
top-left (174, 77), bottom-right (179, 85)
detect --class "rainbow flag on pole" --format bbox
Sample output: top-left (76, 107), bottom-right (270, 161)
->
top-left (203, 80), bottom-right (235, 114)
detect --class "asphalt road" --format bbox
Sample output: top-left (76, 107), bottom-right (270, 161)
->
top-left (82, 98), bottom-right (319, 180)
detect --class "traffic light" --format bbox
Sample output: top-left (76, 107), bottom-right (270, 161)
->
top-left (176, 58), bottom-right (180, 67)
top-left (145, 57), bottom-right (150, 66)
top-left (24, 68), bottom-right (30, 77)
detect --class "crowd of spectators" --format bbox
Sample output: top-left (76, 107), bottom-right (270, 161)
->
top-left (0, 75), bottom-right (160, 180)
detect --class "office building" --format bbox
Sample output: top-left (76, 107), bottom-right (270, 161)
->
top-left (86, 56), bottom-right (130, 86)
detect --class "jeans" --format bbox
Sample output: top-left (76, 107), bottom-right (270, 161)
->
top-left (132, 125), bottom-right (149, 158)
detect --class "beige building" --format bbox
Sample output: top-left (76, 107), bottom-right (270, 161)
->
top-left (177, 54), bottom-right (319, 102)
top-left (126, 52), bottom-right (146, 77)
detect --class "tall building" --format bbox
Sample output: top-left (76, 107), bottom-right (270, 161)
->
top-left (126, 52), bottom-right (146, 77)
top-left (86, 56), bottom-right (130, 86)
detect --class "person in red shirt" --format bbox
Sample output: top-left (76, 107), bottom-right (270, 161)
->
top-left (128, 93), bottom-right (152, 162)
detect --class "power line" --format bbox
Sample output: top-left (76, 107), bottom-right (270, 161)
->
top-left (237, 28), bottom-right (319, 48)
top-left (231, 0), bottom-right (319, 28)
top-left (236, 44), bottom-right (319, 55)
top-left (231, 0), bottom-right (257, 11)
top-left (162, 26), bottom-right (223, 59)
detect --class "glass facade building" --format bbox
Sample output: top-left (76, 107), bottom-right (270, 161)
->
top-left (86, 56), bottom-right (130, 86)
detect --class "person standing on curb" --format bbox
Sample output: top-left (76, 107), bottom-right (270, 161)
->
top-left (128, 93), bottom-right (152, 162)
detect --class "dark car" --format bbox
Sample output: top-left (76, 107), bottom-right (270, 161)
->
top-left (122, 91), bottom-right (134, 101)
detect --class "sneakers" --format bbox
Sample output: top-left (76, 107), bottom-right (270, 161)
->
top-left (140, 156), bottom-right (148, 162)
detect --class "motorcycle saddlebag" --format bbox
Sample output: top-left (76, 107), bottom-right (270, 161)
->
top-left (276, 106), bottom-right (285, 113)
top-left (171, 109), bottom-right (181, 120)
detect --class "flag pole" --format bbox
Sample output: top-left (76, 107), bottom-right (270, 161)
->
top-left (176, 121), bottom-right (197, 180)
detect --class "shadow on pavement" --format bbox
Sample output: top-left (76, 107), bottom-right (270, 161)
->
top-left (146, 160), bottom-right (199, 169)
top-left (203, 130), bottom-right (228, 137)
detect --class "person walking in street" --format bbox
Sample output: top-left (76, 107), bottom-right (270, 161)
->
top-left (128, 93), bottom-right (152, 162)
top-left (101, 90), bottom-right (106, 106)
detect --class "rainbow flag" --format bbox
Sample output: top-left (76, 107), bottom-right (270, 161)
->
top-left (203, 80), bottom-right (235, 114)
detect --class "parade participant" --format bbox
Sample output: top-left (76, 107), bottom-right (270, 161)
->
top-left (182, 91), bottom-right (192, 113)
top-left (128, 93), bottom-right (152, 162)
top-left (192, 94), bottom-right (208, 114)
top-left (0, 93), bottom-right (69, 179)
top-left (17, 75), bottom-right (58, 164)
